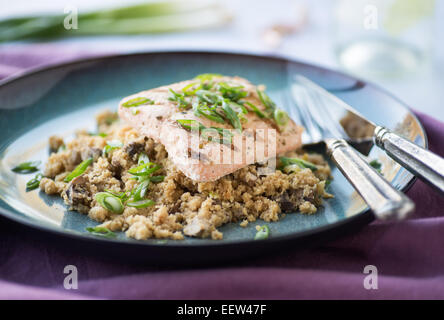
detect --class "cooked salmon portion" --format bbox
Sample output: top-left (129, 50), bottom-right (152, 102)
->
top-left (118, 75), bottom-right (303, 182)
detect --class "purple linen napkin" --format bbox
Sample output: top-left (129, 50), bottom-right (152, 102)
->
top-left (1, 45), bottom-right (443, 300)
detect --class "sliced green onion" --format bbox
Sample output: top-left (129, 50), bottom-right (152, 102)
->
top-left (254, 225), bottom-right (270, 240)
top-left (126, 199), bottom-right (155, 209)
top-left (168, 89), bottom-right (191, 109)
top-left (325, 179), bottom-right (332, 190)
top-left (369, 160), bottom-right (382, 172)
top-left (193, 102), bottom-right (226, 124)
top-left (274, 108), bottom-right (289, 127)
top-left (128, 162), bottom-right (161, 176)
top-left (104, 189), bottom-right (128, 200)
top-left (280, 157), bottom-right (318, 171)
top-left (177, 120), bottom-right (232, 144)
top-left (95, 192), bottom-right (124, 214)
top-left (222, 101), bottom-right (242, 131)
top-left (195, 73), bottom-right (223, 81)
top-left (12, 161), bottom-right (41, 174)
top-left (89, 132), bottom-right (108, 137)
top-left (26, 173), bottom-right (43, 191)
top-left (150, 175), bottom-right (165, 183)
top-left (244, 102), bottom-right (266, 118)
top-left (122, 97), bottom-right (154, 108)
top-left (138, 152), bottom-right (150, 165)
top-left (210, 126), bottom-right (233, 138)
top-left (131, 109), bottom-right (139, 115)
top-left (217, 82), bottom-right (247, 102)
top-left (182, 82), bottom-right (201, 95)
top-left (195, 89), bottom-right (223, 105)
top-left (257, 89), bottom-right (276, 113)
top-left (176, 119), bottom-right (206, 131)
top-left (86, 226), bottom-right (116, 238)
top-left (0, 2), bottom-right (232, 42)
top-left (64, 158), bottom-right (93, 182)
top-left (103, 140), bottom-right (123, 155)
top-left (132, 179), bottom-right (150, 201)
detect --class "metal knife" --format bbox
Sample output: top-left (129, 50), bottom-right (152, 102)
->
top-left (295, 75), bottom-right (444, 194)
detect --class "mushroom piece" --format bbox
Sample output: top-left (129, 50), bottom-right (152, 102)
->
top-left (62, 175), bottom-right (91, 214)
top-left (124, 142), bottom-right (145, 160)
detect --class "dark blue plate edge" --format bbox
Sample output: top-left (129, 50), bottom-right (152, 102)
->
top-left (0, 50), bottom-right (423, 254)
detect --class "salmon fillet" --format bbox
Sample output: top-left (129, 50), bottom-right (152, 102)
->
top-left (118, 75), bottom-right (303, 181)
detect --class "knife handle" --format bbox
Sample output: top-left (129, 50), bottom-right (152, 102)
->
top-left (374, 126), bottom-right (444, 194)
top-left (326, 139), bottom-right (415, 220)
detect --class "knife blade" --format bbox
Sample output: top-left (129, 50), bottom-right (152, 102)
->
top-left (294, 75), bottom-right (444, 194)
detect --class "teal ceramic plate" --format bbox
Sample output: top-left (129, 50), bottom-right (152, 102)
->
top-left (0, 52), bottom-right (426, 264)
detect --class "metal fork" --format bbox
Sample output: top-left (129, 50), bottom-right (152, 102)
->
top-left (281, 75), bottom-right (415, 220)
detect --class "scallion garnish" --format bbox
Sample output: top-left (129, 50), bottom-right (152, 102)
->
top-left (194, 73), bottom-right (223, 81)
top-left (325, 179), bottom-right (332, 190)
top-left (222, 101), bottom-right (242, 131)
top-left (217, 82), bottom-right (247, 102)
top-left (122, 97), bottom-right (154, 108)
top-left (95, 192), bottom-right (124, 214)
top-left (195, 90), bottom-right (222, 105)
top-left (138, 152), bottom-right (150, 165)
top-left (11, 161), bottom-right (41, 174)
top-left (279, 157), bottom-right (318, 171)
top-left (126, 199), bottom-right (155, 209)
top-left (369, 160), bottom-right (382, 173)
top-left (149, 175), bottom-right (165, 183)
top-left (274, 108), bottom-right (290, 128)
top-left (182, 82), bottom-right (201, 96)
top-left (128, 162), bottom-right (161, 176)
top-left (86, 226), bottom-right (116, 238)
top-left (176, 120), bottom-right (232, 144)
top-left (176, 119), bottom-right (206, 131)
top-left (64, 158), bottom-right (93, 182)
top-left (168, 89), bottom-right (191, 109)
top-left (104, 189), bottom-right (129, 200)
top-left (132, 179), bottom-right (150, 201)
top-left (254, 225), bottom-right (270, 240)
top-left (244, 102), bottom-right (266, 118)
top-left (192, 102), bottom-right (226, 124)
top-left (89, 132), bottom-right (108, 137)
top-left (257, 89), bottom-right (276, 114)
top-left (103, 140), bottom-right (123, 155)
top-left (26, 173), bottom-right (43, 191)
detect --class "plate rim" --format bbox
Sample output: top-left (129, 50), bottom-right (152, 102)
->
top-left (0, 50), bottom-right (424, 249)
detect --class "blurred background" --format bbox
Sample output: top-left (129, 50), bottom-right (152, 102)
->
top-left (0, 0), bottom-right (443, 120)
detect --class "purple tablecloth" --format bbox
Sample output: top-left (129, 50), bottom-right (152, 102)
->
top-left (1, 45), bottom-right (444, 300)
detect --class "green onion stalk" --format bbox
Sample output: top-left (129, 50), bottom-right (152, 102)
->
top-left (0, 0), bottom-right (232, 42)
